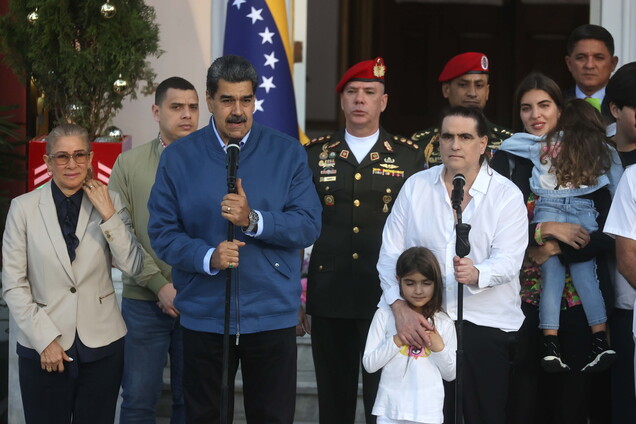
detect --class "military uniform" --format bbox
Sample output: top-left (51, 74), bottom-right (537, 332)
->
top-left (306, 128), bottom-right (424, 318)
top-left (411, 120), bottom-right (513, 168)
top-left (305, 128), bottom-right (424, 424)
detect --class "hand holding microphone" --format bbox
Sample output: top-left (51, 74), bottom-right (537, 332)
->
top-left (222, 140), bottom-right (251, 227)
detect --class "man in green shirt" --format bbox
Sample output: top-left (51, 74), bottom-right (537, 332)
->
top-left (109, 77), bottom-right (199, 423)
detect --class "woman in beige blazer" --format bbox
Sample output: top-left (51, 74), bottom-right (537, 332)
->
top-left (2, 123), bottom-right (143, 423)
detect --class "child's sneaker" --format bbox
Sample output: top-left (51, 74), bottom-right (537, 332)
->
top-left (541, 335), bottom-right (570, 373)
top-left (581, 332), bottom-right (617, 373)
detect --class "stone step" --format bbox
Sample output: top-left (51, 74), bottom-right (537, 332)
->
top-left (157, 334), bottom-right (366, 423)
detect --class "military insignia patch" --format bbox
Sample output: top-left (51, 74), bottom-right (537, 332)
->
top-left (324, 195), bottom-right (335, 206)
top-left (373, 168), bottom-right (405, 177)
top-left (318, 159), bottom-right (336, 168)
top-left (370, 152), bottom-right (380, 161)
top-left (340, 150), bottom-right (350, 159)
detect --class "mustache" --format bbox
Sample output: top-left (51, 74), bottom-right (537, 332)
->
top-left (227, 116), bottom-right (247, 124)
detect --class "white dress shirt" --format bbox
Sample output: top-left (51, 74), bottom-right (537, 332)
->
top-left (377, 162), bottom-right (528, 332)
top-left (604, 165), bottom-right (636, 332)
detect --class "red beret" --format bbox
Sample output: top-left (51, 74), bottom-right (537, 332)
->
top-left (438, 52), bottom-right (489, 83)
top-left (336, 57), bottom-right (386, 93)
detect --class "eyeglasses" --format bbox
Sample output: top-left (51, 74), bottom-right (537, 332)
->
top-left (48, 151), bottom-right (90, 166)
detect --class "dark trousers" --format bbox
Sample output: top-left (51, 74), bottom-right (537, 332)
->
top-left (609, 308), bottom-right (636, 424)
top-left (18, 346), bottom-right (123, 424)
top-left (506, 303), bottom-right (612, 424)
top-left (444, 321), bottom-right (516, 424)
top-left (182, 326), bottom-right (297, 424)
top-left (311, 316), bottom-right (380, 424)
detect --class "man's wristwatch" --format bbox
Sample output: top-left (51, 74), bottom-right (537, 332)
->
top-left (243, 209), bottom-right (259, 233)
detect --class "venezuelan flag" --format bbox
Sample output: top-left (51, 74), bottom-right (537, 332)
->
top-left (224, 0), bottom-right (305, 142)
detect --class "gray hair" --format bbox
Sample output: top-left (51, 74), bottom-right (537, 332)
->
top-left (206, 55), bottom-right (258, 97)
top-left (46, 123), bottom-right (90, 153)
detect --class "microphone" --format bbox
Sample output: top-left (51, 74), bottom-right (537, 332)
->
top-left (226, 140), bottom-right (241, 194)
top-left (451, 174), bottom-right (471, 258)
top-left (451, 174), bottom-right (465, 213)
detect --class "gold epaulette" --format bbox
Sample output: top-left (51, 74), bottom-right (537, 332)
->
top-left (411, 127), bottom-right (437, 141)
top-left (305, 134), bottom-right (332, 148)
top-left (392, 135), bottom-right (420, 151)
top-left (493, 127), bottom-right (514, 138)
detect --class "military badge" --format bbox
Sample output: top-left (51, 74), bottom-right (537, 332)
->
top-left (340, 150), bottom-right (350, 159)
top-left (324, 195), bottom-right (335, 206)
top-left (383, 141), bottom-right (394, 152)
top-left (481, 55), bottom-right (489, 71)
top-left (373, 57), bottom-right (386, 78)
top-left (380, 164), bottom-right (399, 170)
top-left (382, 195), bottom-right (392, 213)
top-left (370, 152), bottom-right (380, 161)
top-left (319, 159), bottom-right (336, 168)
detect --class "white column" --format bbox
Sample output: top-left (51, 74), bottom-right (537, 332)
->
top-left (293, 0), bottom-right (308, 133)
top-left (590, 0), bottom-right (636, 66)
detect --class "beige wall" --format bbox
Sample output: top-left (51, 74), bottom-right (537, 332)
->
top-left (111, 1), bottom-right (213, 148)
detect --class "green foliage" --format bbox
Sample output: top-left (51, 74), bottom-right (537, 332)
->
top-left (0, 0), bottom-right (162, 137)
top-left (0, 105), bottom-right (26, 240)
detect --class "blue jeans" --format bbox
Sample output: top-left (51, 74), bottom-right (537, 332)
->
top-left (533, 196), bottom-right (607, 329)
top-left (119, 298), bottom-right (185, 424)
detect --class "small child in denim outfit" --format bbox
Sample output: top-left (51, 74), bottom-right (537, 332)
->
top-left (500, 99), bottom-right (623, 373)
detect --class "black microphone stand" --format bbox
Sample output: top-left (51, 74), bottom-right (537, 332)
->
top-left (453, 178), bottom-right (471, 424)
top-left (221, 141), bottom-right (240, 424)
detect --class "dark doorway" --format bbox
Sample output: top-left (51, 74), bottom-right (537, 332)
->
top-left (338, 0), bottom-right (589, 137)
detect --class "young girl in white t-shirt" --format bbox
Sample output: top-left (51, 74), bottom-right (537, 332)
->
top-left (363, 247), bottom-right (457, 424)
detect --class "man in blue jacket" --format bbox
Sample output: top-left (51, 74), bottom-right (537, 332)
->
top-left (148, 54), bottom-right (322, 423)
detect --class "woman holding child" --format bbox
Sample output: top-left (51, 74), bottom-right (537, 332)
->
top-left (491, 72), bottom-right (621, 424)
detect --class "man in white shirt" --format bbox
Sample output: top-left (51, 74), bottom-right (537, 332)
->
top-left (604, 165), bottom-right (636, 396)
top-left (377, 106), bottom-right (527, 424)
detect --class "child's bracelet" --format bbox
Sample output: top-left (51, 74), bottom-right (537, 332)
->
top-left (534, 223), bottom-right (544, 246)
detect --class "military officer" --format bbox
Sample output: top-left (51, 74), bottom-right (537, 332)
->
top-left (305, 57), bottom-right (425, 424)
top-left (412, 52), bottom-right (513, 167)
